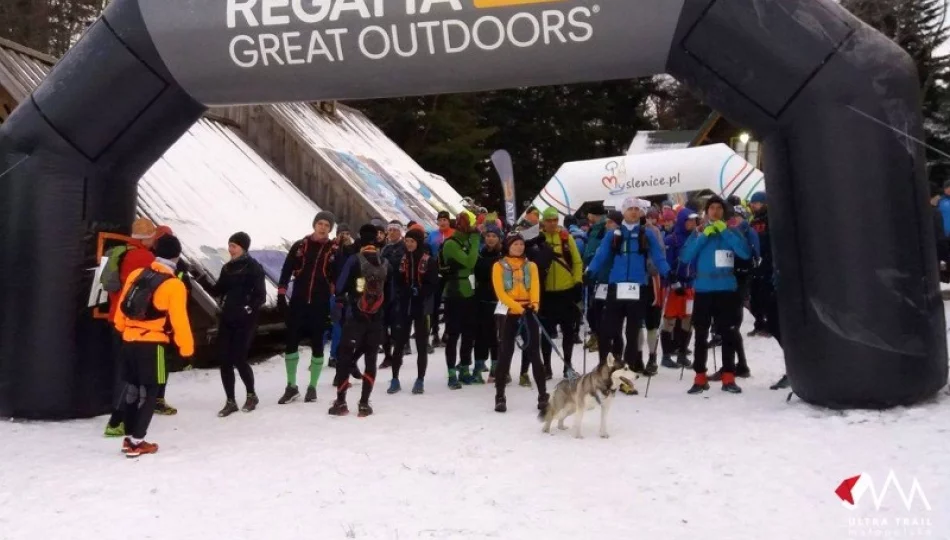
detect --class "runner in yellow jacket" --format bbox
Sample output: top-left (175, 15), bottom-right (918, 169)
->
top-left (538, 207), bottom-right (583, 379)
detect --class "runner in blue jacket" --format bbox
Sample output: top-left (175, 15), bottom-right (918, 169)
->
top-left (587, 197), bottom-right (670, 387)
top-left (679, 195), bottom-right (750, 395)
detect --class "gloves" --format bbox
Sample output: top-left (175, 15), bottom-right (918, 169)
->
top-left (277, 294), bottom-right (288, 317)
top-left (703, 225), bottom-right (718, 237)
top-left (714, 220), bottom-right (728, 233)
top-left (411, 286), bottom-right (420, 297)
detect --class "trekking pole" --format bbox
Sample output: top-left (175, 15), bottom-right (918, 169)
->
top-left (530, 311), bottom-right (576, 379)
top-left (582, 286), bottom-right (589, 374)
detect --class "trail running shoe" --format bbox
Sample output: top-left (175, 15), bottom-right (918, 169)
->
top-left (104, 422), bottom-right (125, 438)
top-left (770, 375), bottom-right (791, 390)
top-left (519, 374), bottom-right (532, 388)
top-left (278, 385), bottom-right (300, 405)
top-left (304, 386), bottom-right (317, 403)
top-left (121, 437), bottom-right (133, 454)
top-left (242, 394), bottom-right (259, 412)
top-left (125, 440), bottom-right (159, 458)
top-left (328, 400), bottom-right (349, 416)
top-left (154, 399), bottom-right (177, 416)
top-left (358, 402), bottom-right (373, 417)
top-left (387, 379), bottom-right (401, 394)
top-left (411, 379), bottom-right (425, 395)
top-left (494, 396), bottom-right (507, 413)
top-left (217, 401), bottom-right (239, 418)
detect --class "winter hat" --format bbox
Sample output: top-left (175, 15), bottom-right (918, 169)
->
top-left (153, 234), bottom-right (182, 260)
top-left (371, 217), bottom-right (387, 231)
top-left (661, 208), bottom-right (676, 223)
top-left (733, 206), bottom-right (750, 220)
top-left (337, 223), bottom-right (351, 234)
top-left (705, 195), bottom-right (727, 212)
top-left (607, 210), bottom-right (623, 227)
top-left (131, 218), bottom-right (157, 240)
top-left (504, 233), bottom-right (525, 254)
top-left (358, 224), bottom-right (378, 246)
top-left (405, 228), bottom-right (425, 245)
top-left (587, 201), bottom-right (606, 215)
top-left (408, 222), bottom-right (426, 234)
top-left (387, 219), bottom-right (404, 232)
top-left (456, 209), bottom-right (477, 230)
top-left (526, 206), bottom-right (540, 217)
top-left (662, 199), bottom-right (674, 209)
top-left (542, 207), bottom-right (559, 220)
top-left (313, 211), bottom-right (336, 228)
top-left (620, 197), bottom-right (639, 213)
top-left (750, 192), bottom-right (767, 204)
top-left (483, 223), bottom-right (502, 239)
top-left (228, 232), bottom-right (251, 253)
top-left (437, 210), bottom-right (451, 221)
top-left (646, 207), bottom-right (659, 220)
top-left (727, 195), bottom-right (742, 207)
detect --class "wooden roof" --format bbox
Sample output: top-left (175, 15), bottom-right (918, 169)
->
top-left (0, 37), bottom-right (54, 103)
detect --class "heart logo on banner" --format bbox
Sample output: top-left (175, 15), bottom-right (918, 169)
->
top-left (602, 175), bottom-right (616, 190)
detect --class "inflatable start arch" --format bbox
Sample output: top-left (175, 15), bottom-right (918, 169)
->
top-left (0, 0), bottom-right (946, 418)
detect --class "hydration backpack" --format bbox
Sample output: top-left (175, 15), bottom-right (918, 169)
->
top-left (100, 245), bottom-right (130, 293)
top-left (120, 269), bottom-right (172, 321)
top-left (499, 259), bottom-right (532, 292)
top-left (356, 254), bottom-right (389, 315)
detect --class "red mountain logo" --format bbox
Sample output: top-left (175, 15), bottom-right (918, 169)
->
top-left (835, 472), bottom-right (932, 511)
top-left (835, 475), bottom-right (862, 505)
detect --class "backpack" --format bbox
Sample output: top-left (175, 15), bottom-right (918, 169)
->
top-left (100, 245), bottom-right (130, 293)
top-left (356, 254), bottom-right (389, 315)
top-left (120, 269), bottom-right (172, 321)
top-left (437, 236), bottom-right (466, 277)
top-left (500, 259), bottom-right (532, 292)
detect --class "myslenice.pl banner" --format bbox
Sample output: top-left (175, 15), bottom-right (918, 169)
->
top-left (137, 0), bottom-right (685, 105)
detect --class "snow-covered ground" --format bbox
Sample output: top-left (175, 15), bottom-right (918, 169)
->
top-left (1, 314), bottom-right (947, 540)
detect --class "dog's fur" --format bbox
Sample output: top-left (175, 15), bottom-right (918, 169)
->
top-left (539, 354), bottom-right (636, 439)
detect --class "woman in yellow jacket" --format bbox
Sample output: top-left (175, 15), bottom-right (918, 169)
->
top-left (491, 234), bottom-right (547, 414)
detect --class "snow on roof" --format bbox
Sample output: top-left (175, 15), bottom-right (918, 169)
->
top-left (266, 102), bottom-right (464, 229)
top-left (137, 119), bottom-right (323, 306)
top-left (626, 130), bottom-right (697, 156)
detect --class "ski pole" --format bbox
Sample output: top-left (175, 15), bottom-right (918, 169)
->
top-left (582, 286), bottom-right (588, 374)
top-left (644, 370), bottom-right (652, 397)
top-left (531, 311), bottom-right (577, 378)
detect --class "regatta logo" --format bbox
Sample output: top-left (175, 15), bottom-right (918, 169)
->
top-left (227, 0), bottom-right (598, 68)
top-left (836, 471), bottom-right (932, 512)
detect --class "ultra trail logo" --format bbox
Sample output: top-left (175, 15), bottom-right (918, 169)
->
top-left (835, 471), bottom-right (932, 512)
top-left (227, 0), bottom-right (599, 68)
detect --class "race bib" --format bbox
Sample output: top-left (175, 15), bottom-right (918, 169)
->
top-left (616, 283), bottom-right (640, 301)
top-left (494, 302), bottom-right (509, 316)
top-left (595, 284), bottom-right (608, 300)
top-left (715, 250), bottom-right (735, 269)
top-left (686, 299), bottom-right (694, 315)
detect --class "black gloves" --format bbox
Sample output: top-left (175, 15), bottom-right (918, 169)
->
top-left (277, 294), bottom-right (288, 317)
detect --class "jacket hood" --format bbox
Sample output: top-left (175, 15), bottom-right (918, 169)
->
top-left (674, 208), bottom-right (693, 240)
top-left (359, 248), bottom-right (382, 265)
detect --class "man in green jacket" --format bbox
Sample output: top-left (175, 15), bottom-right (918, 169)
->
top-left (539, 207), bottom-right (583, 379)
top-left (439, 209), bottom-right (480, 388)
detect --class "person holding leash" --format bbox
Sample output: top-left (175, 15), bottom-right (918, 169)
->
top-left (491, 233), bottom-right (547, 414)
top-left (586, 197), bottom-right (671, 395)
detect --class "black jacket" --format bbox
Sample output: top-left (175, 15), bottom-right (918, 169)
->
top-left (210, 255), bottom-right (266, 323)
top-left (525, 235), bottom-right (554, 287)
top-left (474, 245), bottom-right (503, 303)
top-left (394, 247), bottom-right (439, 317)
top-left (278, 235), bottom-right (339, 305)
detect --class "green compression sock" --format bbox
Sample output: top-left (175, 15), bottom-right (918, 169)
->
top-left (285, 352), bottom-right (300, 386)
top-left (309, 357), bottom-right (324, 387)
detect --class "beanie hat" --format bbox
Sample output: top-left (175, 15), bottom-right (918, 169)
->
top-left (437, 211), bottom-right (451, 221)
top-left (387, 220), bottom-right (404, 232)
top-left (154, 225), bottom-right (174, 240)
top-left (646, 207), bottom-right (659, 219)
top-left (504, 233), bottom-right (525, 254)
top-left (727, 195), bottom-right (742, 207)
top-left (153, 234), bottom-right (182, 260)
top-left (457, 209), bottom-right (476, 230)
top-left (313, 211), bottom-right (336, 228)
top-left (228, 232), bottom-right (251, 253)
top-left (542, 207), bottom-right (559, 220)
top-left (408, 223), bottom-right (426, 234)
top-left (405, 228), bottom-right (425, 245)
top-left (336, 223), bottom-right (350, 234)
top-left (483, 223), bottom-right (502, 238)
top-left (705, 195), bottom-right (727, 212)
top-left (620, 197), bottom-right (639, 213)
top-left (607, 210), bottom-right (623, 226)
top-left (131, 218), bottom-right (157, 240)
top-left (358, 224), bottom-right (378, 245)
top-left (587, 201), bottom-right (606, 215)
top-left (526, 206), bottom-right (540, 216)
top-left (749, 192), bottom-right (767, 204)
top-left (661, 208), bottom-right (676, 223)
top-left (662, 199), bottom-right (674, 209)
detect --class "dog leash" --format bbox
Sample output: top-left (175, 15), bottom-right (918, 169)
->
top-left (530, 311), bottom-right (579, 380)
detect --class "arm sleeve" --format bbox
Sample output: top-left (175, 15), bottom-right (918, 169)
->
top-left (209, 268), bottom-right (226, 298)
top-left (587, 233), bottom-right (611, 277)
top-left (462, 237), bottom-right (479, 270)
top-left (747, 227), bottom-right (761, 258)
top-left (167, 280), bottom-right (195, 357)
top-left (334, 255), bottom-right (356, 298)
top-left (252, 262), bottom-right (266, 309)
top-left (530, 262), bottom-right (541, 309)
top-left (725, 229), bottom-right (752, 260)
top-left (492, 262), bottom-right (524, 315)
top-left (648, 232), bottom-right (671, 276)
top-left (278, 241), bottom-right (300, 293)
top-left (568, 236), bottom-right (583, 284)
top-left (680, 233), bottom-right (705, 265)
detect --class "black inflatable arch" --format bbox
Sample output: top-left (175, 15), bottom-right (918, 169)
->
top-left (0, 0), bottom-right (946, 418)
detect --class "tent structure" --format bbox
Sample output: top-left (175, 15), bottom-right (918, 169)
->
top-left (0, 0), bottom-right (945, 417)
top-left (529, 144), bottom-right (764, 217)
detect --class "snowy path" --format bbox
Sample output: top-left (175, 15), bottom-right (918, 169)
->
top-left (1, 315), bottom-right (948, 540)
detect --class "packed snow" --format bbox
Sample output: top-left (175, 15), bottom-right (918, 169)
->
top-left (1, 313), bottom-right (947, 540)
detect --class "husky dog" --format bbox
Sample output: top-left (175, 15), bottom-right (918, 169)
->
top-left (539, 354), bottom-right (636, 439)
